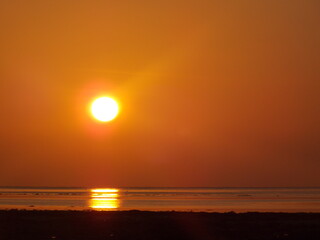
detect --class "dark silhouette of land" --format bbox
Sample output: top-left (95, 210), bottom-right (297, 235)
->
top-left (0, 210), bottom-right (320, 240)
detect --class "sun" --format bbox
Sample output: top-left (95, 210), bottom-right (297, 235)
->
top-left (91, 97), bottom-right (119, 122)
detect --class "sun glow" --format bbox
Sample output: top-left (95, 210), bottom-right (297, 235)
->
top-left (91, 188), bottom-right (119, 193)
top-left (89, 188), bottom-right (120, 209)
top-left (91, 97), bottom-right (119, 122)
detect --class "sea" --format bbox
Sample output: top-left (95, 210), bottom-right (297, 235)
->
top-left (0, 187), bottom-right (319, 212)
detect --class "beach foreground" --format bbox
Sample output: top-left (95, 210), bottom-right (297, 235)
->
top-left (0, 210), bottom-right (320, 240)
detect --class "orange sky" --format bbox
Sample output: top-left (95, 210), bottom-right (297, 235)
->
top-left (0, 0), bottom-right (319, 187)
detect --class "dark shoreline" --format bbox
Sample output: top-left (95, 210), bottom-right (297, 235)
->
top-left (1, 210), bottom-right (320, 240)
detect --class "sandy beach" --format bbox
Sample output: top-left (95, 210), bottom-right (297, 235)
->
top-left (1, 210), bottom-right (319, 240)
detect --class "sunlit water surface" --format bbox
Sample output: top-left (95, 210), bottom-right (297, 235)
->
top-left (0, 187), bottom-right (320, 212)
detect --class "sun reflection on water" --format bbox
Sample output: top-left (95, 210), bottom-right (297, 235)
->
top-left (89, 188), bottom-right (120, 210)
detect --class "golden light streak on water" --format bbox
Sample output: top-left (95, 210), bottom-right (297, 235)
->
top-left (92, 193), bottom-right (118, 198)
top-left (89, 188), bottom-right (119, 210)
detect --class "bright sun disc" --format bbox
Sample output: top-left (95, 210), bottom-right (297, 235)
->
top-left (91, 97), bottom-right (119, 122)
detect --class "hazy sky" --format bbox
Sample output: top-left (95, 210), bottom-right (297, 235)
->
top-left (0, 0), bottom-right (319, 187)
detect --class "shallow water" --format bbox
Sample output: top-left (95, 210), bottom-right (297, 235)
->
top-left (0, 187), bottom-right (319, 212)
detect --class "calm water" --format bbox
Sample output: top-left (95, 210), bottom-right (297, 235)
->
top-left (0, 187), bottom-right (320, 212)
